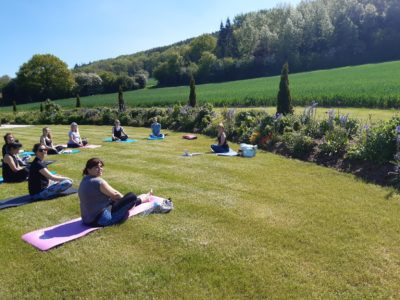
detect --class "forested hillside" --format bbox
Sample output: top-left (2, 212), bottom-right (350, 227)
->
top-left (2, 0), bottom-right (399, 105)
top-left (75, 0), bottom-right (400, 86)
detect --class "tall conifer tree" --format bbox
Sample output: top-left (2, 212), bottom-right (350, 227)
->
top-left (118, 86), bottom-right (126, 113)
top-left (276, 62), bottom-right (293, 115)
top-left (76, 94), bottom-right (81, 108)
top-left (188, 76), bottom-right (196, 107)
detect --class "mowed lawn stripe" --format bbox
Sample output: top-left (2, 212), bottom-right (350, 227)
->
top-left (0, 125), bottom-right (400, 298)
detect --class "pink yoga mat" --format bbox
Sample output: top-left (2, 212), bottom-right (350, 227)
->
top-left (22, 195), bottom-right (164, 251)
top-left (61, 144), bottom-right (102, 149)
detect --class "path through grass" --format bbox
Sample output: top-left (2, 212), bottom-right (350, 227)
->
top-left (1, 125), bottom-right (400, 298)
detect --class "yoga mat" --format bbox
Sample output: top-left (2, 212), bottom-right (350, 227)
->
top-left (0, 187), bottom-right (78, 210)
top-left (147, 134), bottom-right (165, 140)
top-left (103, 138), bottom-right (138, 143)
top-left (81, 144), bottom-right (102, 149)
top-left (61, 149), bottom-right (80, 154)
top-left (19, 151), bottom-right (34, 156)
top-left (0, 171), bottom-right (56, 184)
top-left (61, 144), bottom-right (101, 149)
top-left (22, 195), bottom-right (165, 251)
top-left (182, 134), bottom-right (197, 140)
top-left (216, 149), bottom-right (238, 156)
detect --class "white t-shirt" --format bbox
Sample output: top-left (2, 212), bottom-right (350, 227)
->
top-left (68, 131), bottom-right (81, 144)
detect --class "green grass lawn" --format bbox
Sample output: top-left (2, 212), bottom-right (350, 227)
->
top-left (1, 125), bottom-right (400, 298)
top-left (2, 60), bottom-right (400, 112)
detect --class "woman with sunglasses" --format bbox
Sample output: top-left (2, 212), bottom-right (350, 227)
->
top-left (79, 157), bottom-right (151, 227)
top-left (28, 143), bottom-right (73, 200)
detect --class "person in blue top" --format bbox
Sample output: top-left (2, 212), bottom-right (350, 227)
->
top-left (150, 117), bottom-right (164, 138)
top-left (111, 119), bottom-right (128, 141)
top-left (211, 123), bottom-right (229, 153)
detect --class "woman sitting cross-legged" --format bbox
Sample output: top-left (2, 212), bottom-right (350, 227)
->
top-left (211, 122), bottom-right (229, 153)
top-left (2, 142), bottom-right (29, 183)
top-left (40, 127), bottom-right (64, 154)
top-left (111, 119), bottom-right (128, 141)
top-left (150, 117), bottom-right (164, 138)
top-left (28, 143), bottom-right (73, 200)
top-left (79, 158), bottom-right (151, 227)
top-left (67, 122), bottom-right (88, 148)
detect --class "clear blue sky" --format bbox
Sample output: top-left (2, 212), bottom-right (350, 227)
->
top-left (0, 0), bottom-right (301, 77)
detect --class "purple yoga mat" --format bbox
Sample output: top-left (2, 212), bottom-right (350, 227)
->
top-left (22, 195), bottom-right (164, 251)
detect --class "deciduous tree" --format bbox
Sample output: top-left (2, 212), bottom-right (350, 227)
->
top-left (16, 54), bottom-right (75, 102)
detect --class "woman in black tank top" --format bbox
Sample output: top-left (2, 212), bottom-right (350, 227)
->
top-left (211, 123), bottom-right (229, 153)
top-left (111, 120), bottom-right (128, 141)
top-left (40, 127), bottom-right (64, 154)
top-left (2, 142), bottom-right (29, 183)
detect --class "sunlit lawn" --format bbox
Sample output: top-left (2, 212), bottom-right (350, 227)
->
top-left (1, 125), bottom-right (400, 298)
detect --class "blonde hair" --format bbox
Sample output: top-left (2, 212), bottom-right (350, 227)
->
top-left (42, 127), bottom-right (52, 139)
top-left (218, 122), bottom-right (224, 129)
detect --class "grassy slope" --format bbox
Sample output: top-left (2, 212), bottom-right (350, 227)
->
top-left (1, 125), bottom-right (400, 298)
top-left (2, 60), bottom-right (400, 112)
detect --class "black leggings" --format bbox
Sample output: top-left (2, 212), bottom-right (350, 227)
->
top-left (112, 135), bottom-right (128, 141)
top-left (89, 192), bottom-right (141, 227)
top-left (3, 168), bottom-right (29, 183)
top-left (111, 192), bottom-right (141, 213)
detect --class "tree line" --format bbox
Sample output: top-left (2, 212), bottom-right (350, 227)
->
top-left (1, 55), bottom-right (148, 105)
top-left (74, 0), bottom-right (400, 87)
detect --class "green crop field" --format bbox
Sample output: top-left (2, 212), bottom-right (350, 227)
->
top-left (2, 60), bottom-right (400, 112)
top-left (1, 125), bottom-right (400, 298)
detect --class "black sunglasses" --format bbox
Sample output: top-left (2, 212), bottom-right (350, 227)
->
top-left (38, 148), bottom-right (48, 153)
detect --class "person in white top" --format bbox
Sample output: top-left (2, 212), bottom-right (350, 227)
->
top-left (67, 122), bottom-right (87, 148)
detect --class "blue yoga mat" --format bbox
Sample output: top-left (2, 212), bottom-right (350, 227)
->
top-left (147, 134), bottom-right (165, 140)
top-left (103, 138), bottom-right (138, 143)
top-left (19, 151), bottom-right (34, 156)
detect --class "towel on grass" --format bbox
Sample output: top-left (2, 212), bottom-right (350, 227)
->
top-left (216, 149), bottom-right (238, 156)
